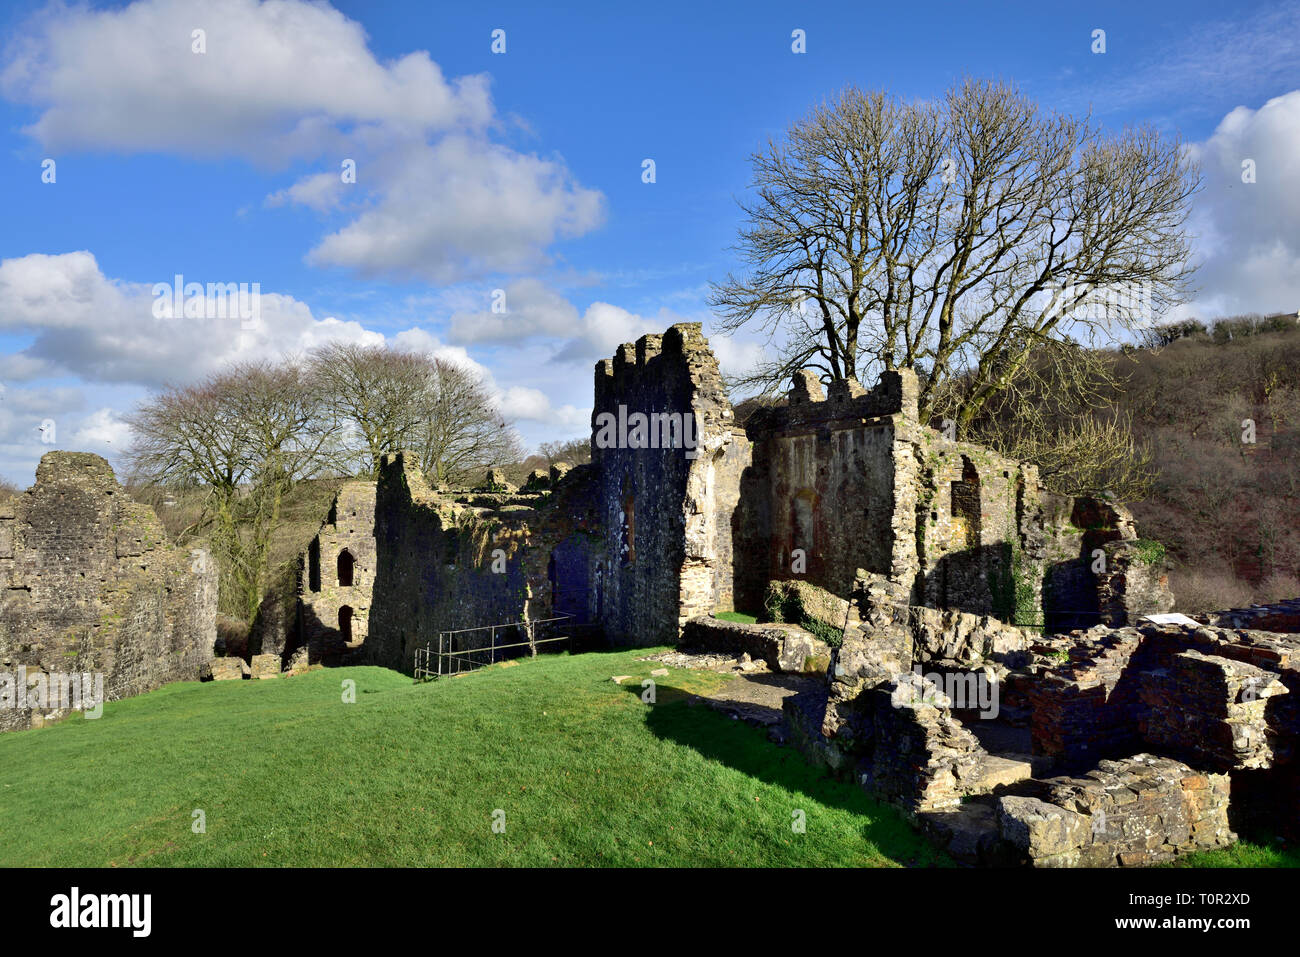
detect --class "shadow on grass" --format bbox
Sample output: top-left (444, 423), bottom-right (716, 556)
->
top-left (628, 679), bottom-right (950, 867)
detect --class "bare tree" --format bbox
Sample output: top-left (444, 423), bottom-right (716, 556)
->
top-left (307, 342), bottom-right (432, 478)
top-left (414, 358), bottom-right (524, 486)
top-left (125, 361), bottom-right (331, 619)
top-left (538, 437), bottom-right (591, 467)
top-left (710, 78), bottom-right (1199, 434)
top-left (307, 342), bottom-right (522, 484)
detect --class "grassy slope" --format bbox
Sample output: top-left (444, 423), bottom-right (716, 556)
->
top-left (0, 650), bottom-right (946, 867)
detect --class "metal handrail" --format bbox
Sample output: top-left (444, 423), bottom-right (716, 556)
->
top-left (415, 614), bottom-right (594, 681)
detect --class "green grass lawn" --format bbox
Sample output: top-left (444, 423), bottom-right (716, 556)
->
top-left (0, 649), bottom-right (948, 867)
top-left (714, 611), bottom-right (758, 624)
top-left (1176, 838), bottom-right (1300, 867)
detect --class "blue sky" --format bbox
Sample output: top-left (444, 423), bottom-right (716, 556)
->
top-left (1, 0), bottom-right (1298, 484)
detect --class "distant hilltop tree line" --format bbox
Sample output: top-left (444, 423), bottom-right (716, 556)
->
top-left (126, 343), bottom-right (524, 621)
top-left (1134, 312), bottom-right (1299, 350)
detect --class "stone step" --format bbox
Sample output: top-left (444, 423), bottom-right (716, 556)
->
top-left (976, 754), bottom-right (1036, 791)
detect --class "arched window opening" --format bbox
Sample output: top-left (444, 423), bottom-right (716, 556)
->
top-left (338, 549), bottom-right (355, 587)
top-left (950, 456), bottom-right (982, 550)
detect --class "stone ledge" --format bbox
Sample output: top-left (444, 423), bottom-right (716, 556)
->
top-left (681, 616), bottom-right (831, 674)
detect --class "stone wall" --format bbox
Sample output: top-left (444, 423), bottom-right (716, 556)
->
top-left (1028, 621), bottom-right (1300, 772)
top-left (997, 755), bottom-right (1234, 867)
top-left (737, 371), bottom-right (912, 603)
top-left (730, 363), bottom-right (1163, 634)
top-left (912, 433), bottom-right (1030, 620)
top-left (298, 482), bottom-right (377, 665)
top-left (330, 453), bottom-right (604, 672)
top-left (680, 616), bottom-right (831, 674)
top-left (0, 452), bottom-right (217, 732)
top-left (592, 324), bottom-right (749, 644)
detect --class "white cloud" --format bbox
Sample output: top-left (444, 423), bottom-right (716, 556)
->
top-left (1, 0), bottom-right (490, 159)
top-left (1, 0), bottom-right (604, 284)
top-left (445, 279), bottom-right (669, 364)
top-left (448, 278), bottom-right (583, 343)
top-left (496, 386), bottom-right (588, 429)
top-left (70, 407), bottom-right (132, 450)
top-left (1181, 90), bottom-right (1300, 317)
top-left (305, 136), bottom-right (603, 281)
top-left (265, 171), bottom-right (345, 212)
top-left (0, 250), bottom-right (382, 387)
top-left (0, 384), bottom-right (94, 483)
top-left (0, 248), bottom-right (604, 448)
top-left (708, 332), bottom-right (769, 378)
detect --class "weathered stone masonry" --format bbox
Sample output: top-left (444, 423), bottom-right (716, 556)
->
top-left (292, 323), bottom-right (751, 671)
top-left (277, 322), bottom-right (1299, 866)
top-left (297, 482), bottom-right (377, 665)
top-left (0, 452), bottom-right (217, 732)
top-left (593, 325), bottom-right (750, 645)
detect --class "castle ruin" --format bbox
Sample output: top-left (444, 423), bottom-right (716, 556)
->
top-left (286, 322), bottom-right (1299, 865)
top-left (0, 452), bottom-right (217, 731)
top-left (8, 326), bottom-right (1298, 868)
top-left (291, 322), bottom-right (1174, 670)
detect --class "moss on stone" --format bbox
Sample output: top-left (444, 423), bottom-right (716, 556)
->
top-left (1132, 539), bottom-right (1167, 566)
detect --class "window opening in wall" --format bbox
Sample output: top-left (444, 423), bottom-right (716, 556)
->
top-left (338, 549), bottom-right (355, 587)
top-left (308, 539), bottom-right (321, 592)
top-left (950, 457), bottom-right (981, 550)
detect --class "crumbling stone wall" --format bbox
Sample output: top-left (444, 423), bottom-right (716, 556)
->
top-left (354, 452), bottom-right (602, 672)
top-left (997, 755), bottom-right (1234, 867)
top-left (680, 616), bottom-right (831, 673)
top-left (593, 324), bottom-right (749, 645)
top-left (1028, 621), bottom-right (1299, 772)
top-left (738, 370), bottom-right (917, 607)
top-left (913, 436), bottom-right (1028, 620)
top-left (0, 452), bottom-right (217, 732)
top-left (297, 482), bottom-right (377, 665)
top-left (732, 364), bottom-right (1163, 633)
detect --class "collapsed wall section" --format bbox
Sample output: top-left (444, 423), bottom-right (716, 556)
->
top-left (357, 453), bottom-right (602, 672)
top-left (0, 452), bottom-right (217, 731)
